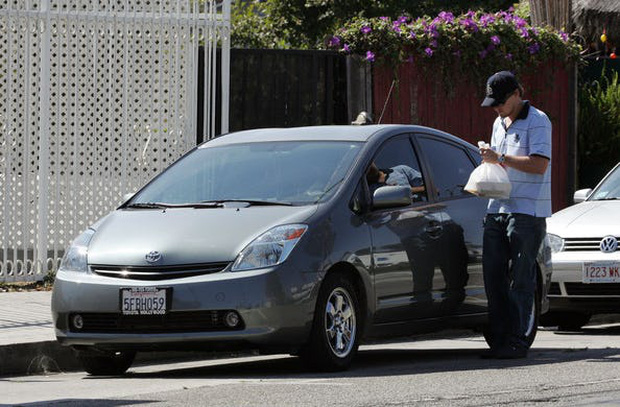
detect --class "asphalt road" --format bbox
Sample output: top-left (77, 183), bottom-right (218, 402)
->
top-left (3, 323), bottom-right (620, 407)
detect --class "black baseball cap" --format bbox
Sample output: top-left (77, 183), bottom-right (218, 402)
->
top-left (481, 71), bottom-right (520, 107)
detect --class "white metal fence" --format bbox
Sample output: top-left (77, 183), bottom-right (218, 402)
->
top-left (0, 0), bottom-right (230, 282)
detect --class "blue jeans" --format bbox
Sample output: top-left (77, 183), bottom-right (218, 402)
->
top-left (483, 213), bottom-right (546, 350)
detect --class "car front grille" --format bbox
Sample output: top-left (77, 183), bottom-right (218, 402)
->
top-left (563, 237), bottom-right (619, 251)
top-left (564, 283), bottom-right (620, 296)
top-left (90, 262), bottom-right (230, 280)
top-left (548, 282), bottom-right (561, 295)
top-left (68, 311), bottom-right (244, 333)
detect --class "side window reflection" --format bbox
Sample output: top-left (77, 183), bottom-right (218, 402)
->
top-left (366, 136), bottom-right (427, 203)
top-left (417, 137), bottom-right (476, 200)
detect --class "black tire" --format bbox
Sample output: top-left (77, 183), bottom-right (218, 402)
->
top-left (76, 349), bottom-right (136, 376)
top-left (540, 311), bottom-right (591, 331)
top-left (300, 272), bottom-right (361, 372)
top-left (483, 284), bottom-right (541, 349)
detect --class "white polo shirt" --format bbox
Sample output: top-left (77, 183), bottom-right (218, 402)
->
top-left (487, 101), bottom-right (552, 218)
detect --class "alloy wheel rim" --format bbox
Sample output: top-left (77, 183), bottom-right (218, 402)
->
top-left (324, 287), bottom-right (356, 358)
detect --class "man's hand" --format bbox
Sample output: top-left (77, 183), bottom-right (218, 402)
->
top-left (479, 147), bottom-right (549, 175)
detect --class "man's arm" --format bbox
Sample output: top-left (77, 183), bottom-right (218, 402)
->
top-left (480, 148), bottom-right (549, 174)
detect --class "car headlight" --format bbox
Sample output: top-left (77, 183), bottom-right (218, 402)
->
top-left (231, 224), bottom-right (308, 271)
top-left (547, 233), bottom-right (564, 253)
top-left (59, 229), bottom-right (95, 273)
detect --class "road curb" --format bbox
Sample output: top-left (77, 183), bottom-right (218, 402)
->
top-left (0, 341), bottom-right (81, 377)
top-left (0, 340), bottom-right (259, 377)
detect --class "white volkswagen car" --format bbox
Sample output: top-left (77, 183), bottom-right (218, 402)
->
top-left (543, 162), bottom-right (620, 330)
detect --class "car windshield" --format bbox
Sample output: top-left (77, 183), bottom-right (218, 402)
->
top-left (130, 140), bottom-right (362, 206)
top-left (590, 164), bottom-right (620, 201)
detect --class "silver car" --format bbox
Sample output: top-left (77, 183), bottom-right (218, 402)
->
top-left (52, 125), bottom-right (552, 374)
top-left (543, 162), bottom-right (620, 330)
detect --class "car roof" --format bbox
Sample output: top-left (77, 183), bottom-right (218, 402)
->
top-left (199, 124), bottom-right (460, 148)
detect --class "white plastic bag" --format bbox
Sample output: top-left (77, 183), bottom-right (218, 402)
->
top-left (464, 142), bottom-right (512, 199)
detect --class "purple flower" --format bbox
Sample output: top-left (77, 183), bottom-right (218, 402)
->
top-left (393, 24), bottom-right (402, 34)
top-left (327, 36), bottom-right (341, 47)
top-left (430, 40), bottom-right (438, 48)
top-left (520, 28), bottom-right (529, 38)
top-left (479, 49), bottom-right (488, 59)
top-left (480, 14), bottom-right (495, 27)
top-left (366, 50), bottom-right (375, 62)
top-left (361, 25), bottom-right (372, 35)
top-left (424, 47), bottom-right (433, 57)
top-left (379, 16), bottom-right (389, 21)
top-left (343, 43), bottom-right (350, 53)
top-left (460, 18), bottom-right (479, 32)
top-left (514, 17), bottom-right (527, 29)
top-left (528, 42), bottom-right (540, 54)
top-left (505, 53), bottom-right (513, 60)
top-left (397, 15), bottom-right (408, 24)
top-left (438, 11), bottom-right (455, 23)
top-left (491, 35), bottom-right (501, 45)
top-left (560, 31), bottom-right (569, 41)
top-left (410, 31), bottom-right (417, 39)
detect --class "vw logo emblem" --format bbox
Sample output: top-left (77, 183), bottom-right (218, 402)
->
top-left (600, 236), bottom-right (618, 253)
top-left (145, 250), bottom-right (162, 263)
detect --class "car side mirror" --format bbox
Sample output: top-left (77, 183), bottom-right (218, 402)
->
top-left (372, 186), bottom-right (412, 209)
top-left (573, 188), bottom-right (592, 204)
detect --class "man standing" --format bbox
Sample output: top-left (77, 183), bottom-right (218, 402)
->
top-left (479, 71), bottom-right (552, 359)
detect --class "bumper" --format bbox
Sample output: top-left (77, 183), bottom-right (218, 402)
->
top-left (52, 265), bottom-right (319, 352)
top-left (548, 253), bottom-right (620, 313)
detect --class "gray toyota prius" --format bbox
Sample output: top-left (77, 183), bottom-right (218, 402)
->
top-left (52, 125), bottom-right (552, 374)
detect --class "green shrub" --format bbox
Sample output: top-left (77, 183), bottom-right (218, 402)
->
top-left (578, 68), bottom-right (620, 188)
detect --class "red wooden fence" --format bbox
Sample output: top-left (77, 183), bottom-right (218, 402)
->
top-left (373, 62), bottom-right (576, 212)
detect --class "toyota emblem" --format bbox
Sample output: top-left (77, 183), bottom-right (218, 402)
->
top-left (600, 236), bottom-right (618, 253)
top-left (145, 250), bottom-right (162, 263)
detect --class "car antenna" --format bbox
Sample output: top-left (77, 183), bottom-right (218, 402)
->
top-left (378, 79), bottom-right (396, 124)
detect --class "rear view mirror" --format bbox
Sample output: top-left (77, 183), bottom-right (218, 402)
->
top-left (573, 188), bottom-right (592, 204)
top-left (372, 186), bottom-right (412, 209)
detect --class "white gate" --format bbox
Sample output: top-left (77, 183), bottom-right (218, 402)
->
top-left (0, 0), bottom-right (230, 282)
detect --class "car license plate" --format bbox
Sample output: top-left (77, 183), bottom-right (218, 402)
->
top-left (120, 287), bottom-right (170, 315)
top-left (582, 262), bottom-right (620, 283)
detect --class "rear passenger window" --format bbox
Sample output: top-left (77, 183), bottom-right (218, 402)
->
top-left (417, 137), bottom-right (476, 200)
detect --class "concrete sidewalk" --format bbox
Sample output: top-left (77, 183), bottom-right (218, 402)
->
top-left (0, 291), bottom-right (81, 376)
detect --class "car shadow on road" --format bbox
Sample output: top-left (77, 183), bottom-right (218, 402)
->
top-left (103, 345), bottom-right (620, 380)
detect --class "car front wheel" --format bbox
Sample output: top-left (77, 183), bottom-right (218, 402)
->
top-left (301, 272), bottom-right (360, 371)
top-left (75, 348), bottom-right (136, 376)
top-left (540, 311), bottom-right (591, 331)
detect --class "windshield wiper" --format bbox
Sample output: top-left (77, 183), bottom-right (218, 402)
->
top-left (201, 199), bottom-right (293, 207)
top-left (126, 202), bottom-right (224, 209)
top-left (125, 202), bottom-right (171, 209)
top-left (595, 197), bottom-right (619, 201)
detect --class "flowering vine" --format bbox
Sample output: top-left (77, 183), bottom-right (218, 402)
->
top-left (328, 9), bottom-right (581, 85)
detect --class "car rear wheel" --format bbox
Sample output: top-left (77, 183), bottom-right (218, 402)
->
top-left (300, 272), bottom-right (360, 371)
top-left (540, 311), bottom-right (591, 331)
top-left (76, 349), bottom-right (136, 376)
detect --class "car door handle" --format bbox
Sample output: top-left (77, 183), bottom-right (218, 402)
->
top-left (425, 222), bottom-right (443, 236)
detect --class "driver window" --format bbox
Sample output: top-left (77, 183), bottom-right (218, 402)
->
top-left (366, 136), bottom-right (427, 202)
